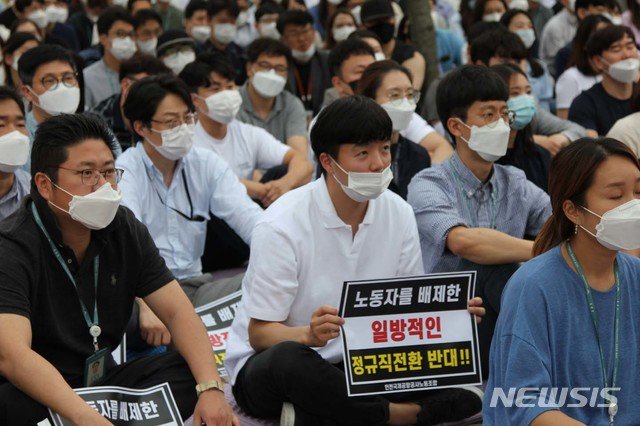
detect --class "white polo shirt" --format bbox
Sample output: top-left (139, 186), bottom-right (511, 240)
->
top-left (225, 177), bottom-right (424, 384)
top-left (193, 120), bottom-right (291, 181)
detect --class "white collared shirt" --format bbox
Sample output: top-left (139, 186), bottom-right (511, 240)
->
top-left (193, 120), bottom-right (290, 180)
top-left (116, 143), bottom-right (263, 280)
top-left (225, 177), bottom-right (424, 383)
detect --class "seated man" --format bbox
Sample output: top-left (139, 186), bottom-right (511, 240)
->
top-left (183, 0), bottom-right (212, 44)
top-left (278, 10), bottom-right (331, 116)
top-left (254, 1), bottom-right (283, 40)
top-left (132, 8), bottom-right (163, 56)
top-left (0, 114), bottom-right (236, 425)
top-left (407, 65), bottom-right (552, 377)
top-left (569, 25), bottom-right (638, 136)
top-left (0, 86), bottom-right (31, 221)
top-left (157, 28), bottom-right (197, 75)
top-left (225, 95), bottom-right (485, 425)
top-left (237, 38), bottom-right (308, 158)
top-left (88, 53), bottom-right (171, 150)
top-left (180, 55), bottom-right (312, 206)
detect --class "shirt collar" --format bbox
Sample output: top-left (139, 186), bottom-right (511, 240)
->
top-left (449, 152), bottom-right (496, 192)
top-left (137, 141), bottom-right (186, 181)
top-left (312, 176), bottom-right (375, 229)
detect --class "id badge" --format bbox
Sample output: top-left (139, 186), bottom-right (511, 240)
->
top-left (83, 347), bottom-right (110, 387)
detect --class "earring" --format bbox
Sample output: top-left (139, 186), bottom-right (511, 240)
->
top-left (574, 224), bottom-right (578, 235)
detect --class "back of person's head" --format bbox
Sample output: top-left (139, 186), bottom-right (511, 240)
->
top-left (356, 59), bottom-right (413, 98)
top-left (310, 95), bottom-right (392, 169)
top-left (246, 37), bottom-right (292, 64)
top-left (18, 43), bottom-right (76, 86)
top-left (570, 14), bottom-right (611, 75)
top-left (0, 86), bottom-right (26, 116)
top-left (348, 29), bottom-right (381, 43)
top-left (255, 1), bottom-right (285, 21)
top-left (180, 53), bottom-right (236, 91)
top-left (470, 27), bottom-right (527, 65)
top-left (31, 114), bottom-right (115, 181)
top-left (185, 0), bottom-right (211, 19)
top-left (276, 9), bottom-right (313, 34)
top-left (210, 0), bottom-right (240, 18)
top-left (123, 74), bottom-right (195, 136)
top-left (533, 138), bottom-right (640, 255)
top-left (466, 21), bottom-right (502, 45)
top-left (97, 6), bottom-right (134, 35)
top-left (585, 24), bottom-right (636, 58)
top-left (328, 38), bottom-right (375, 76)
top-left (14, 0), bottom-right (43, 13)
top-left (437, 65), bottom-right (508, 139)
top-left (132, 8), bottom-right (163, 30)
top-left (575, 0), bottom-right (617, 13)
top-left (118, 53), bottom-right (171, 81)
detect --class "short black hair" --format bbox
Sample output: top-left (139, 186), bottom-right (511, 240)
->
top-left (210, 0), bottom-right (239, 18)
top-left (470, 28), bottom-right (527, 65)
top-left (97, 6), bottom-right (134, 35)
top-left (276, 10), bottom-right (313, 35)
top-left (185, 0), bottom-right (211, 19)
top-left (123, 74), bottom-right (195, 137)
top-left (575, 0), bottom-right (616, 11)
top-left (127, 0), bottom-right (150, 11)
top-left (180, 54), bottom-right (236, 91)
top-left (3, 31), bottom-right (39, 56)
top-left (132, 8), bottom-right (163, 30)
top-left (586, 24), bottom-right (636, 58)
top-left (195, 51), bottom-right (235, 78)
top-left (348, 29), bottom-right (381, 43)
top-left (14, 0), bottom-right (43, 13)
top-left (246, 37), bottom-right (292, 64)
top-left (31, 114), bottom-right (115, 182)
top-left (118, 53), bottom-right (171, 81)
top-left (569, 14), bottom-right (611, 75)
top-left (436, 65), bottom-right (509, 139)
top-left (0, 86), bottom-right (26, 116)
top-left (18, 44), bottom-right (76, 86)
top-left (328, 38), bottom-right (375, 77)
top-left (255, 1), bottom-right (284, 21)
top-left (310, 95), bottom-right (391, 169)
top-left (466, 21), bottom-right (502, 45)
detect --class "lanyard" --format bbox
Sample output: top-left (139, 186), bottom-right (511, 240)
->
top-left (145, 166), bottom-right (206, 222)
top-left (566, 241), bottom-right (620, 423)
top-left (450, 166), bottom-right (498, 229)
top-left (31, 202), bottom-right (102, 352)
top-left (293, 66), bottom-right (312, 110)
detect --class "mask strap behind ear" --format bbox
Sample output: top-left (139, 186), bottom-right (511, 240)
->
top-left (579, 205), bottom-right (602, 220)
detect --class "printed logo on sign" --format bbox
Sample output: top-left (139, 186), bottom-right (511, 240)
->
top-left (488, 387), bottom-right (620, 408)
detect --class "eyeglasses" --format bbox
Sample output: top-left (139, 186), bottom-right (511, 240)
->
top-left (385, 89), bottom-right (421, 105)
top-left (283, 26), bottom-right (313, 40)
top-left (40, 72), bottom-right (78, 91)
top-left (150, 113), bottom-right (197, 130)
top-left (481, 110), bottom-right (516, 127)
top-left (111, 30), bottom-right (135, 39)
top-left (137, 28), bottom-right (162, 39)
top-left (50, 166), bottom-right (124, 186)
top-left (256, 60), bottom-right (288, 75)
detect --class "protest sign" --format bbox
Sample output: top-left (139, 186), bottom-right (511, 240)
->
top-left (195, 290), bottom-right (242, 378)
top-left (49, 382), bottom-right (182, 426)
top-left (339, 272), bottom-right (481, 396)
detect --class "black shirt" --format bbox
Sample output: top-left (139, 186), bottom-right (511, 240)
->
top-left (0, 194), bottom-right (174, 383)
top-left (568, 82), bottom-right (633, 135)
top-left (498, 142), bottom-right (551, 193)
top-left (389, 136), bottom-right (431, 200)
top-left (391, 39), bottom-right (417, 65)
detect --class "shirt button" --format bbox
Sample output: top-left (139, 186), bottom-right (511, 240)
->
top-left (67, 259), bottom-right (72, 264)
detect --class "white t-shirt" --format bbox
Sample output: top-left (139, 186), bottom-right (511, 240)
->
top-left (555, 66), bottom-right (602, 110)
top-left (401, 112), bottom-right (436, 144)
top-left (193, 120), bottom-right (290, 180)
top-left (225, 177), bottom-right (424, 384)
top-left (607, 112), bottom-right (640, 158)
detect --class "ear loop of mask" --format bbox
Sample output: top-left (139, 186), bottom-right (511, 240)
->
top-left (576, 205), bottom-right (601, 239)
top-left (45, 175), bottom-right (74, 214)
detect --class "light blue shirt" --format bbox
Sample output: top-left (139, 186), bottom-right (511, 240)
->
top-left (116, 143), bottom-right (263, 280)
top-left (484, 246), bottom-right (640, 425)
top-left (407, 153), bottom-right (551, 273)
top-left (83, 59), bottom-right (120, 110)
top-left (0, 169), bottom-right (30, 221)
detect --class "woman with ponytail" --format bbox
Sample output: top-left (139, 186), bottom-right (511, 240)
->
top-left (485, 137), bottom-right (640, 425)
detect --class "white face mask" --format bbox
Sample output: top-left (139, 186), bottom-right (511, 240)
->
top-left (214, 23), bottom-right (237, 45)
top-left (45, 5), bottom-right (68, 24)
top-left (49, 181), bottom-right (122, 230)
top-left (137, 37), bottom-right (158, 55)
top-left (333, 25), bottom-right (356, 42)
top-left (580, 199), bottom-right (640, 250)
top-left (31, 84), bottom-right (81, 116)
top-left (515, 28), bottom-right (536, 49)
top-left (252, 69), bottom-right (287, 98)
top-left (112, 0), bottom-right (128, 6)
top-left (509, 0), bottom-right (529, 10)
top-left (258, 22), bottom-right (280, 39)
top-left (111, 37), bottom-right (137, 61)
top-left (198, 89), bottom-right (242, 124)
top-left (331, 157), bottom-right (393, 202)
top-left (28, 9), bottom-right (48, 29)
top-left (459, 118), bottom-right (511, 162)
top-left (163, 50), bottom-right (196, 75)
top-left (380, 98), bottom-right (416, 131)
top-left (601, 57), bottom-right (640, 84)
top-left (374, 52), bottom-right (386, 61)
top-left (292, 43), bottom-right (316, 63)
top-left (148, 123), bottom-right (194, 160)
top-left (191, 25), bottom-right (212, 42)
top-left (482, 12), bottom-right (503, 22)
top-left (0, 130), bottom-right (30, 173)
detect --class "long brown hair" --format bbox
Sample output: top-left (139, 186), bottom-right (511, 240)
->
top-left (533, 138), bottom-right (640, 256)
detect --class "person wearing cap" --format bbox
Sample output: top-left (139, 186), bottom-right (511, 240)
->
top-left (157, 29), bottom-right (197, 75)
top-left (83, 6), bottom-right (138, 109)
top-left (360, 0), bottom-right (426, 91)
top-left (277, 9), bottom-right (331, 116)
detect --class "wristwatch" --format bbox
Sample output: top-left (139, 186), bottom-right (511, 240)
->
top-left (195, 379), bottom-right (224, 397)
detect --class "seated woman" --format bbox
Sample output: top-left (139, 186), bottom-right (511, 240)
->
top-left (492, 63), bottom-right (551, 192)
top-left (485, 137), bottom-right (640, 424)
top-left (324, 8), bottom-right (357, 50)
top-left (357, 59), bottom-right (430, 199)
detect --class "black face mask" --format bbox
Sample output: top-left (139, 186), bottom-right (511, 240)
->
top-left (368, 21), bottom-right (395, 44)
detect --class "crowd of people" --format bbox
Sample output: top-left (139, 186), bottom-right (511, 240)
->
top-left (0, 0), bottom-right (639, 423)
